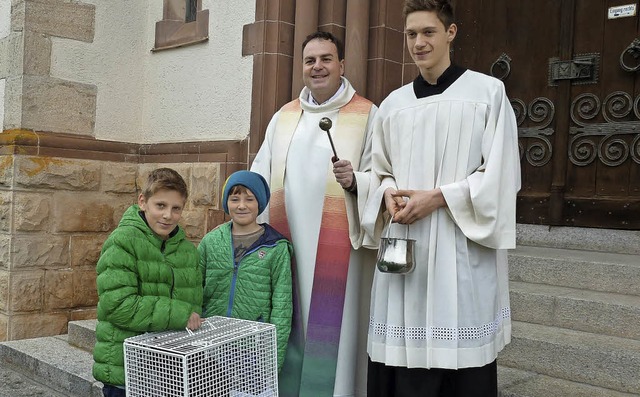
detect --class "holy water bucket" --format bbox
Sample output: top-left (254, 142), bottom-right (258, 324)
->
top-left (376, 219), bottom-right (416, 274)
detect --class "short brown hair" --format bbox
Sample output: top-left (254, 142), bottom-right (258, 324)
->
top-left (403, 0), bottom-right (454, 27)
top-left (302, 31), bottom-right (345, 61)
top-left (141, 168), bottom-right (188, 200)
top-left (228, 185), bottom-right (250, 196)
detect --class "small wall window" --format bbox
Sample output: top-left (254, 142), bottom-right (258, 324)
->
top-left (185, 0), bottom-right (197, 22)
top-left (153, 0), bottom-right (209, 51)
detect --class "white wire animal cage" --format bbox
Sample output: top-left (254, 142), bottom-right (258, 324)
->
top-left (123, 316), bottom-right (278, 397)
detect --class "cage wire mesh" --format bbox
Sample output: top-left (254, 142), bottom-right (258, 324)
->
top-left (124, 316), bottom-right (278, 397)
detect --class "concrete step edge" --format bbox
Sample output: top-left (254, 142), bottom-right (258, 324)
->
top-left (497, 365), bottom-right (639, 397)
top-left (515, 224), bottom-right (640, 255)
top-left (500, 321), bottom-right (640, 394)
top-left (509, 281), bottom-right (640, 340)
top-left (68, 319), bottom-right (97, 352)
top-left (508, 250), bottom-right (640, 296)
top-left (0, 335), bottom-right (102, 397)
top-left (510, 245), bottom-right (640, 266)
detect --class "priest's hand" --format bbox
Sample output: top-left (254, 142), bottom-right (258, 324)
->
top-left (384, 188), bottom-right (406, 218)
top-left (392, 188), bottom-right (446, 224)
top-left (333, 159), bottom-right (356, 191)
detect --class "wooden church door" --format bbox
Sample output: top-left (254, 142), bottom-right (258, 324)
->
top-left (453, 0), bottom-right (640, 229)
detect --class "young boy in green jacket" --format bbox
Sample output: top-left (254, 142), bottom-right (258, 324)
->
top-left (93, 168), bottom-right (204, 397)
top-left (198, 170), bottom-right (293, 371)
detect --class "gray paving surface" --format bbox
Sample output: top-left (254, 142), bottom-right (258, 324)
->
top-left (0, 361), bottom-right (71, 397)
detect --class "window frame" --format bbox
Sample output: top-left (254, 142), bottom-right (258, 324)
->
top-left (153, 0), bottom-right (209, 52)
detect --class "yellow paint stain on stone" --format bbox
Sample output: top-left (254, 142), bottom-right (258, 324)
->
top-left (1, 130), bottom-right (39, 156)
top-left (0, 129), bottom-right (38, 144)
top-left (23, 157), bottom-right (70, 177)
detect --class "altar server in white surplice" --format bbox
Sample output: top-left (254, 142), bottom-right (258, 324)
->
top-left (361, 1), bottom-right (521, 396)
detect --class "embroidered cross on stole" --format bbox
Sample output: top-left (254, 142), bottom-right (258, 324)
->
top-left (268, 95), bottom-right (371, 396)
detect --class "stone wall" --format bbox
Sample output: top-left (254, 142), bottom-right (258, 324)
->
top-left (0, 130), bottom-right (246, 341)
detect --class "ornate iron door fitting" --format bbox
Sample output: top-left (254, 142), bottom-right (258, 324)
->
top-left (620, 38), bottom-right (640, 72)
top-left (512, 97), bottom-right (555, 167)
top-left (490, 53), bottom-right (512, 81)
top-left (569, 92), bottom-right (640, 167)
top-left (548, 54), bottom-right (600, 86)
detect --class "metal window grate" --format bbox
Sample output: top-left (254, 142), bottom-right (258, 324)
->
top-left (124, 316), bottom-right (278, 397)
top-left (185, 0), bottom-right (197, 22)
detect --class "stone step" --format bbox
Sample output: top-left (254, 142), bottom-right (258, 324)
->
top-left (67, 319), bottom-right (97, 352)
top-left (510, 281), bottom-right (640, 340)
top-left (0, 334), bottom-right (102, 397)
top-left (499, 321), bottom-right (640, 394)
top-left (498, 366), bottom-right (639, 397)
top-left (516, 224), bottom-right (640, 255)
top-left (509, 245), bottom-right (640, 296)
top-left (0, 359), bottom-right (74, 397)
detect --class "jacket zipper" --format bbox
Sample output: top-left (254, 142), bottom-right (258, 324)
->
top-left (161, 240), bottom-right (175, 297)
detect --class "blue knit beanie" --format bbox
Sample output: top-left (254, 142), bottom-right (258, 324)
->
top-left (222, 171), bottom-right (271, 215)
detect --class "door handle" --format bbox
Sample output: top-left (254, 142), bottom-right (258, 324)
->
top-left (620, 38), bottom-right (640, 72)
top-left (490, 53), bottom-right (512, 81)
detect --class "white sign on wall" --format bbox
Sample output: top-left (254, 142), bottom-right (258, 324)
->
top-left (608, 3), bottom-right (637, 19)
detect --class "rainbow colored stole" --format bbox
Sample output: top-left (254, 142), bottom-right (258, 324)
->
top-left (269, 95), bottom-right (372, 396)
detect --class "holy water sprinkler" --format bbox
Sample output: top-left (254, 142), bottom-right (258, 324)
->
top-left (319, 117), bottom-right (339, 161)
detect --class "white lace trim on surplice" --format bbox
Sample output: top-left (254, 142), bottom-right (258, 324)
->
top-left (369, 307), bottom-right (511, 341)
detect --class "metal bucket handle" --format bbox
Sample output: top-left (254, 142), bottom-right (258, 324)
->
top-left (383, 216), bottom-right (409, 239)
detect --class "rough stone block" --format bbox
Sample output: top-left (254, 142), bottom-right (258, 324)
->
top-left (10, 0), bottom-right (25, 33)
top-left (0, 270), bottom-right (8, 311)
top-left (0, 313), bottom-right (7, 341)
top-left (0, 191), bottom-right (11, 232)
top-left (111, 196), bottom-right (135, 227)
top-left (102, 163), bottom-right (137, 194)
top-left (70, 234), bottom-right (105, 268)
top-left (2, 76), bottom-right (23, 129)
top-left (73, 268), bottom-right (97, 307)
top-left (0, 155), bottom-right (13, 188)
top-left (15, 156), bottom-right (100, 190)
top-left (180, 209), bottom-right (205, 240)
top-left (9, 312), bottom-right (68, 339)
top-left (0, 32), bottom-right (23, 79)
top-left (0, 236), bottom-right (10, 268)
top-left (12, 235), bottom-right (69, 269)
top-left (14, 192), bottom-right (50, 231)
top-left (25, 0), bottom-right (95, 42)
top-left (23, 30), bottom-right (51, 76)
top-left (190, 163), bottom-right (219, 206)
top-left (206, 208), bottom-right (226, 233)
top-left (21, 75), bottom-right (97, 135)
top-left (10, 271), bottom-right (43, 312)
top-left (44, 268), bottom-right (73, 310)
top-left (70, 308), bottom-right (96, 321)
top-left (53, 192), bottom-right (115, 232)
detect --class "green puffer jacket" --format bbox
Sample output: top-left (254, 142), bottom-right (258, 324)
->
top-left (198, 222), bottom-right (292, 370)
top-left (92, 204), bottom-right (203, 387)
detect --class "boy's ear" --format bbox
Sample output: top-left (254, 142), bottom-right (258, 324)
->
top-left (447, 23), bottom-right (457, 43)
top-left (137, 193), bottom-right (147, 209)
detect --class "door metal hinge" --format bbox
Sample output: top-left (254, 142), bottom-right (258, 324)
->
top-left (548, 54), bottom-right (600, 86)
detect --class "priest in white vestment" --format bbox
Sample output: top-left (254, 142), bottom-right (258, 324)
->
top-left (361, 2), bottom-right (521, 396)
top-left (251, 31), bottom-right (377, 397)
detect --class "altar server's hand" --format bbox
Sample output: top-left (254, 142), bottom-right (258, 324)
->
top-left (384, 188), bottom-right (406, 219)
top-left (392, 188), bottom-right (446, 224)
top-left (333, 159), bottom-right (355, 190)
